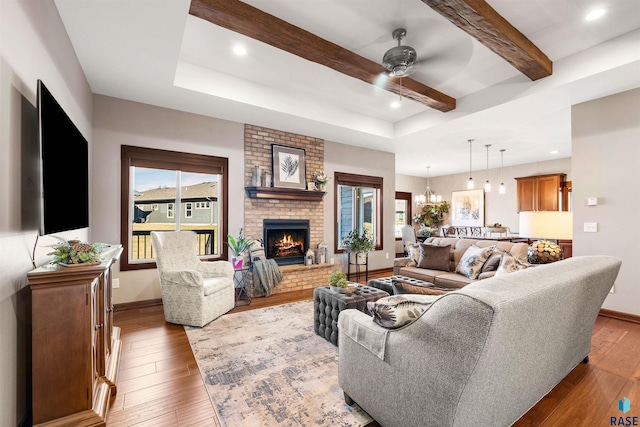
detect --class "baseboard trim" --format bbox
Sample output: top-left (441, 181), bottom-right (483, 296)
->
top-left (599, 308), bottom-right (640, 324)
top-left (114, 298), bottom-right (162, 312)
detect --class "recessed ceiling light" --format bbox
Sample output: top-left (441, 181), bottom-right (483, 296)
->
top-left (390, 101), bottom-right (401, 109)
top-left (233, 45), bottom-right (247, 56)
top-left (585, 8), bottom-right (606, 21)
top-left (550, 150), bottom-right (560, 154)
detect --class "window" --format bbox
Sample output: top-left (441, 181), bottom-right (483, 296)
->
top-left (334, 172), bottom-right (383, 253)
top-left (395, 191), bottom-right (412, 239)
top-left (120, 146), bottom-right (228, 271)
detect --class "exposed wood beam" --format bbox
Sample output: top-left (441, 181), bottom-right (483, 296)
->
top-left (189, 0), bottom-right (456, 112)
top-left (422, 0), bottom-right (552, 80)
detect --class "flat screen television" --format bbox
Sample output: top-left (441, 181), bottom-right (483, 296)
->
top-left (37, 79), bottom-right (89, 235)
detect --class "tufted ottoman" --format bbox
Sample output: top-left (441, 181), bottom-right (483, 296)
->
top-left (314, 284), bottom-right (389, 346)
top-left (367, 275), bottom-right (454, 295)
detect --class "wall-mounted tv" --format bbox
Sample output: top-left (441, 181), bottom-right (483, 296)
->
top-left (37, 80), bottom-right (89, 235)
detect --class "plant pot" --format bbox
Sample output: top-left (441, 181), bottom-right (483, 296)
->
top-left (355, 252), bottom-right (368, 265)
top-left (231, 257), bottom-right (243, 270)
top-left (330, 284), bottom-right (355, 294)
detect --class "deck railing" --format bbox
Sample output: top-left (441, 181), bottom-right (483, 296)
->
top-left (131, 229), bottom-right (216, 260)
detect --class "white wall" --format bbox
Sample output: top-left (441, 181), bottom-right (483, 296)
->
top-left (92, 95), bottom-right (245, 304)
top-left (398, 157), bottom-right (572, 235)
top-left (323, 141), bottom-right (396, 272)
top-left (572, 88), bottom-right (640, 316)
top-left (0, 1), bottom-right (92, 424)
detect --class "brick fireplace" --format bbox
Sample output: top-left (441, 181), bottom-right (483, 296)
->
top-left (244, 125), bottom-right (332, 296)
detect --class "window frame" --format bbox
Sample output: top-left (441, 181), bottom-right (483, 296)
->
top-left (120, 145), bottom-right (229, 271)
top-left (395, 191), bottom-right (412, 240)
top-left (333, 172), bottom-right (384, 254)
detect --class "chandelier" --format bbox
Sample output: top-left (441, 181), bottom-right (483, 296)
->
top-left (415, 166), bottom-right (442, 205)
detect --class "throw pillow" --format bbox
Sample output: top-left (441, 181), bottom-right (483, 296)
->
top-left (405, 242), bottom-right (420, 267)
top-left (481, 250), bottom-right (504, 273)
top-left (495, 252), bottom-right (531, 276)
top-left (249, 242), bottom-right (266, 263)
top-left (367, 294), bottom-right (440, 329)
top-left (455, 245), bottom-right (496, 279)
top-left (417, 244), bottom-right (451, 271)
top-left (392, 279), bottom-right (451, 296)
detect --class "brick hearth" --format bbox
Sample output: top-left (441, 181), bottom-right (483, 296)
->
top-left (244, 124), bottom-right (332, 296)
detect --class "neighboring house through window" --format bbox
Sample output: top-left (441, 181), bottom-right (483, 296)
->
top-left (120, 145), bottom-right (228, 271)
top-left (334, 172), bottom-right (383, 253)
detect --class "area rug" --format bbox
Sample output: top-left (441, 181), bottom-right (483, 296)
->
top-left (185, 300), bottom-right (373, 427)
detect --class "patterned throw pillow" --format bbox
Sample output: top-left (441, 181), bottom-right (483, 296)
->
top-left (495, 252), bottom-right (531, 276)
top-left (367, 294), bottom-right (440, 329)
top-left (417, 244), bottom-right (451, 271)
top-left (456, 245), bottom-right (496, 279)
top-left (405, 242), bottom-right (421, 267)
top-left (249, 242), bottom-right (266, 262)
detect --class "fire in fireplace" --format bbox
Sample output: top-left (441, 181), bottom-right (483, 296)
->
top-left (263, 219), bottom-right (310, 266)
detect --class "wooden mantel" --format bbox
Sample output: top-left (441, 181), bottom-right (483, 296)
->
top-left (245, 186), bottom-right (325, 201)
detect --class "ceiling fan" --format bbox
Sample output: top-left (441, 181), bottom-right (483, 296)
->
top-left (382, 28), bottom-right (418, 77)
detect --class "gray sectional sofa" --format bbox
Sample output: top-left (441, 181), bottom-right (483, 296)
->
top-left (338, 256), bottom-right (621, 427)
top-left (394, 237), bottom-right (529, 288)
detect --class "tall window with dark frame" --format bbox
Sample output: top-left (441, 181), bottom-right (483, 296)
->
top-left (120, 145), bottom-right (229, 271)
top-left (334, 172), bottom-right (383, 253)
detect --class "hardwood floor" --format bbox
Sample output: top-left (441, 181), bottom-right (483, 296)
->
top-left (108, 279), bottom-right (640, 426)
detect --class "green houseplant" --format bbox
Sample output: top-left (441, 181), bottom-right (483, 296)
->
top-left (341, 229), bottom-right (375, 264)
top-left (413, 201), bottom-right (450, 236)
top-left (227, 228), bottom-right (255, 269)
top-left (49, 240), bottom-right (102, 265)
top-left (329, 270), bottom-right (348, 288)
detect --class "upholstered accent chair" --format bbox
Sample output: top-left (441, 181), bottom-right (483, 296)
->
top-left (400, 225), bottom-right (416, 255)
top-left (151, 231), bottom-right (235, 327)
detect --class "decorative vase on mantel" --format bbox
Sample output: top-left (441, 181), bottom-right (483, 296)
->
top-left (315, 182), bottom-right (326, 191)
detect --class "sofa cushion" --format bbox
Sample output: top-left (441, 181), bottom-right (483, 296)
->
top-left (417, 244), bottom-right (451, 271)
top-left (495, 252), bottom-right (531, 275)
top-left (392, 278), bottom-right (451, 295)
top-left (456, 245), bottom-right (496, 279)
top-left (367, 294), bottom-right (439, 329)
top-left (434, 273), bottom-right (475, 288)
top-left (397, 266), bottom-right (449, 283)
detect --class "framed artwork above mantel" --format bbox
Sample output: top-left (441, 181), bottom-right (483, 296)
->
top-left (272, 144), bottom-right (306, 190)
top-left (450, 189), bottom-right (485, 227)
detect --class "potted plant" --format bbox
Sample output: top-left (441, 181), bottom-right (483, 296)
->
top-left (413, 201), bottom-right (450, 236)
top-left (227, 228), bottom-right (255, 270)
top-left (341, 229), bottom-right (375, 264)
top-left (49, 240), bottom-right (102, 266)
top-left (329, 270), bottom-right (352, 293)
top-left (313, 170), bottom-right (330, 191)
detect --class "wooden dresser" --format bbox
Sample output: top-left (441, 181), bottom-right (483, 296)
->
top-left (28, 246), bottom-right (122, 426)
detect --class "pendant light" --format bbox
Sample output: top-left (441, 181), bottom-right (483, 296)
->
top-left (467, 139), bottom-right (475, 190)
top-left (499, 149), bottom-right (506, 194)
top-left (484, 144), bottom-right (492, 192)
top-left (415, 166), bottom-right (441, 205)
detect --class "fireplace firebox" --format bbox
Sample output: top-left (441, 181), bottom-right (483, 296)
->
top-left (263, 219), bottom-right (310, 266)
